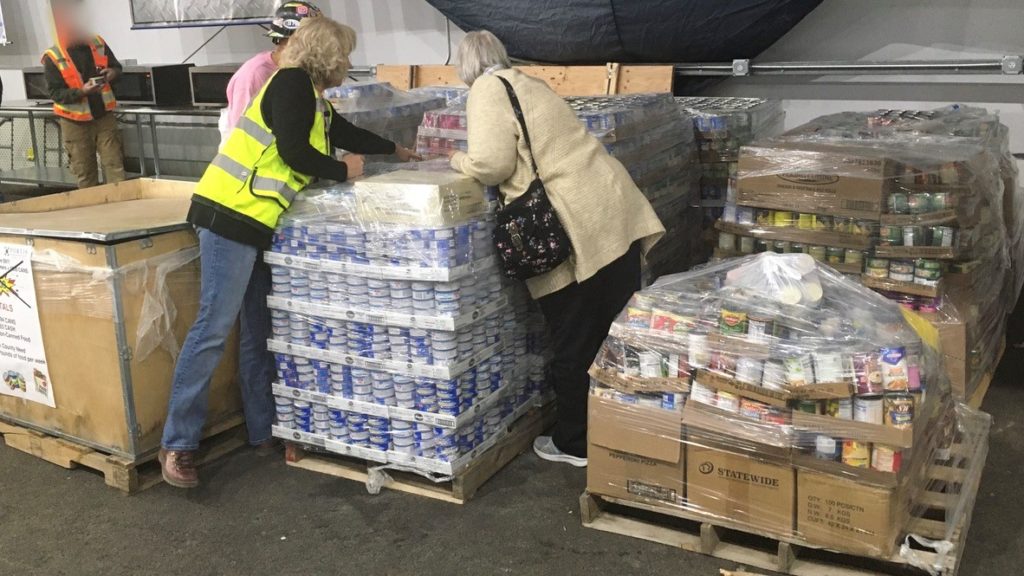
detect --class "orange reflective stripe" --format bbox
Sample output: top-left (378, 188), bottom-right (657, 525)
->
top-left (101, 86), bottom-right (116, 111)
top-left (53, 102), bottom-right (93, 121)
top-left (89, 36), bottom-right (109, 69)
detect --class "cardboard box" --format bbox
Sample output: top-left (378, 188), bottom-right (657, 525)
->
top-left (796, 470), bottom-right (903, 558)
top-left (923, 286), bottom-right (1006, 401)
top-left (354, 170), bottom-right (487, 226)
top-left (686, 440), bottom-right (795, 537)
top-left (737, 144), bottom-right (894, 219)
top-left (587, 393), bottom-right (685, 506)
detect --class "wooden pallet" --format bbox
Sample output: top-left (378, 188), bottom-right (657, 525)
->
top-left (284, 404), bottom-right (555, 504)
top-left (581, 453), bottom-right (981, 576)
top-left (0, 417), bottom-right (246, 494)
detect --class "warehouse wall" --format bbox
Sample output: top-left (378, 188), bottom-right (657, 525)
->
top-left (0, 0), bottom-right (460, 99)
top-left (701, 0), bottom-right (1024, 156)
top-left (2, 0), bottom-right (1023, 172)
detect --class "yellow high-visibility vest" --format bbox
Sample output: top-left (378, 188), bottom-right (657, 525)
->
top-left (194, 69), bottom-right (331, 232)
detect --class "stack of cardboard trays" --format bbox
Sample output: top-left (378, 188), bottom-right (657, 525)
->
top-left (587, 252), bottom-right (990, 562)
top-left (266, 167), bottom-right (551, 478)
top-left (676, 97), bottom-right (785, 256)
top-left (416, 91), bottom-right (704, 280)
top-left (715, 106), bottom-right (1022, 401)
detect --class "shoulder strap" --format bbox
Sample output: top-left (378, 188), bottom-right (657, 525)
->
top-left (495, 75), bottom-right (539, 177)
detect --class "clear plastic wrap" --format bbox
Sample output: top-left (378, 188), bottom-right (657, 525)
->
top-left (30, 246), bottom-right (201, 362)
top-left (325, 81), bottom-right (446, 152)
top-left (676, 97), bottom-right (786, 262)
top-left (586, 252), bottom-right (987, 560)
top-left (268, 169), bottom-right (551, 478)
top-left (677, 97), bottom-right (787, 164)
top-left (410, 86), bottom-right (470, 108)
top-left (709, 106), bottom-right (1014, 404)
top-left (416, 92), bottom-right (703, 279)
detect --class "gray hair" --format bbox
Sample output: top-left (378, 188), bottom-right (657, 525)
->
top-left (455, 31), bottom-right (512, 86)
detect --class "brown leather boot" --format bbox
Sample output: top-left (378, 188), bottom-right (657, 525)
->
top-left (159, 448), bottom-right (199, 489)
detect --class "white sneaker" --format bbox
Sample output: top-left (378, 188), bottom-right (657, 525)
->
top-left (533, 436), bottom-right (588, 468)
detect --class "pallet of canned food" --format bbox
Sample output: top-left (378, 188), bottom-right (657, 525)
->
top-left (267, 166), bottom-right (553, 494)
top-left (714, 105), bottom-right (1017, 402)
top-left (416, 91), bottom-right (703, 280)
top-left (676, 97), bottom-right (785, 256)
top-left (582, 251), bottom-right (990, 576)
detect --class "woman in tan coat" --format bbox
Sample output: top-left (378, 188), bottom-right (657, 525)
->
top-left (450, 31), bottom-right (665, 467)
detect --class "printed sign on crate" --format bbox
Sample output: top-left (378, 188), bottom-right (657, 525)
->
top-left (0, 244), bottom-right (54, 407)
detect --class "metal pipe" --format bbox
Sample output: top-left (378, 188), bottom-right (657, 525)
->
top-left (26, 110), bottom-right (41, 187)
top-left (149, 115), bottom-right (162, 177)
top-left (134, 113), bottom-right (147, 177)
top-left (676, 57), bottom-right (1022, 77)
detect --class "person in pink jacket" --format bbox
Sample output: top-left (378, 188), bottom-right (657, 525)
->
top-left (219, 2), bottom-right (322, 144)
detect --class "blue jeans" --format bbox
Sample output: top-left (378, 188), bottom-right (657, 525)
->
top-left (162, 228), bottom-right (275, 451)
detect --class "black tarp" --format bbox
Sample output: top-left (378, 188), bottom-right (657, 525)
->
top-left (426, 0), bottom-right (823, 64)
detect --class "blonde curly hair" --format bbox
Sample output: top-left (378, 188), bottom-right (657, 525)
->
top-left (279, 16), bottom-right (356, 90)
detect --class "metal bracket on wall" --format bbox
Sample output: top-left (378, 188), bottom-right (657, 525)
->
top-left (139, 237), bottom-right (154, 250)
top-left (732, 59), bottom-right (751, 76)
top-left (1002, 55), bottom-right (1023, 75)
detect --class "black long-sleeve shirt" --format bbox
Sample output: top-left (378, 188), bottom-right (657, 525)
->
top-left (262, 67), bottom-right (397, 182)
top-left (43, 42), bottom-right (122, 121)
top-left (188, 67), bottom-right (398, 248)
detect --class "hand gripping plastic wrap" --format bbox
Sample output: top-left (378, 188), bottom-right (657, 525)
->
top-left (715, 105), bottom-right (1013, 402)
top-left (417, 92), bottom-right (703, 279)
top-left (586, 252), bottom-right (989, 564)
top-left (266, 164), bottom-right (551, 480)
top-left (324, 81), bottom-right (446, 153)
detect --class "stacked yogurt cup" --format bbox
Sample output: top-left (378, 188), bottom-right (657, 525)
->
top-left (266, 173), bottom-right (551, 476)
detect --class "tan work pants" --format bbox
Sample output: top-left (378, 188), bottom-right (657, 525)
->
top-left (61, 114), bottom-right (127, 189)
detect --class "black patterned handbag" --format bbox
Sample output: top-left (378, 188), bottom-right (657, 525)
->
top-left (491, 76), bottom-right (573, 281)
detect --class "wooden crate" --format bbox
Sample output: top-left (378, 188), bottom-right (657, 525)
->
top-left (376, 63), bottom-right (674, 96)
top-left (0, 179), bottom-right (241, 462)
top-left (0, 416), bottom-right (245, 493)
top-left (580, 444), bottom-right (984, 576)
top-left (284, 404), bottom-right (555, 504)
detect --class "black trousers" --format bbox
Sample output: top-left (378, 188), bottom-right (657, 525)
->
top-left (538, 243), bottom-right (641, 457)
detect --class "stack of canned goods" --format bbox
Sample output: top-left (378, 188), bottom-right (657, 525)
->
top-left (325, 81), bottom-right (446, 151)
top-left (416, 92), bottom-right (703, 277)
top-left (274, 216), bottom-right (493, 271)
top-left (267, 190), bottom-right (552, 470)
top-left (878, 223), bottom-right (957, 248)
top-left (679, 98), bottom-right (785, 258)
top-left (676, 97), bottom-right (786, 163)
top-left (270, 310), bottom-right (505, 366)
top-left (592, 252), bottom-right (943, 478)
top-left (863, 257), bottom-right (944, 287)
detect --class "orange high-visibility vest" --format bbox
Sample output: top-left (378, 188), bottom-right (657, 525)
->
top-left (42, 35), bottom-right (117, 122)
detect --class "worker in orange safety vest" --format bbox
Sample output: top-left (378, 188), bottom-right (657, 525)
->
top-left (42, 0), bottom-right (126, 189)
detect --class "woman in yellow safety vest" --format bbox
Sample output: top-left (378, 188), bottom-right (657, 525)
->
top-left (160, 16), bottom-right (421, 489)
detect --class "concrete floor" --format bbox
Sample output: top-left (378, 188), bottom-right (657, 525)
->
top-left (0, 352), bottom-right (1020, 576)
